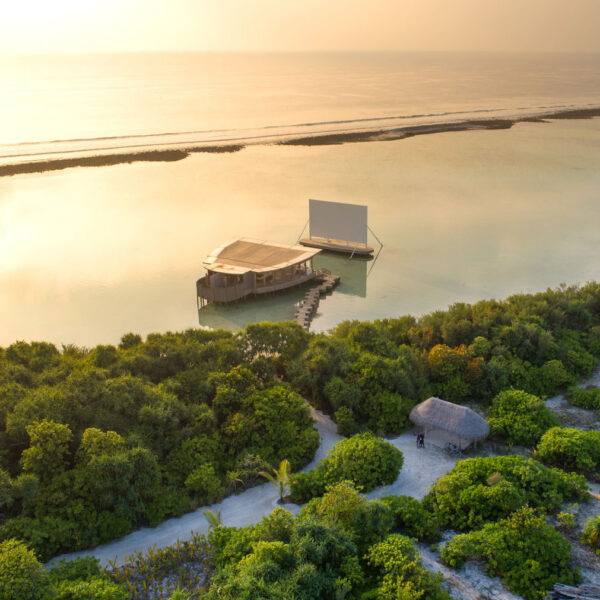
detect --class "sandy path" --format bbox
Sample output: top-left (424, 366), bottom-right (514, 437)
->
top-left (50, 408), bottom-right (341, 566)
top-left (545, 364), bottom-right (600, 430)
top-left (52, 364), bottom-right (600, 569)
top-left (51, 408), bottom-right (459, 567)
top-left (366, 433), bottom-right (458, 501)
top-left (419, 543), bottom-right (522, 600)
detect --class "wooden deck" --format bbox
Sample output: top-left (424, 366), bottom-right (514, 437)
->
top-left (292, 270), bottom-right (340, 331)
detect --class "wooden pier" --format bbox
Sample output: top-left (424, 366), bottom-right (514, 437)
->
top-left (293, 269), bottom-right (340, 330)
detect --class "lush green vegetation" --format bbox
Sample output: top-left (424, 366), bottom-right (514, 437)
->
top-left (0, 541), bottom-right (128, 600)
top-left (205, 482), bottom-right (449, 600)
top-left (0, 325), bottom-right (319, 560)
top-left (441, 507), bottom-right (578, 600)
top-left (535, 427), bottom-right (600, 477)
top-left (378, 495), bottom-right (439, 541)
top-left (289, 282), bottom-right (600, 434)
top-left (581, 514), bottom-right (600, 554)
top-left (0, 538), bottom-right (49, 600)
top-left (487, 388), bottom-right (559, 447)
top-left (566, 386), bottom-right (600, 410)
top-left (290, 433), bottom-right (403, 503)
top-left (2, 281), bottom-right (600, 596)
top-left (423, 455), bottom-right (588, 531)
top-left (48, 557), bottom-right (129, 600)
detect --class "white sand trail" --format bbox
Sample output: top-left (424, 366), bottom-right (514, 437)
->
top-left (51, 408), bottom-right (459, 567)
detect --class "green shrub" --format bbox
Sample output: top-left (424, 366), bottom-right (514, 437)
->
top-left (535, 427), bottom-right (600, 476)
top-left (441, 508), bottom-right (577, 600)
top-left (290, 433), bottom-right (403, 502)
top-left (0, 538), bottom-right (49, 600)
top-left (357, 391), bottom-right (414, 435)
top-left (209, 508), bottom-right (295, 570)
top-left (184, 463), bottom-right (226, 504)
top-left (209, 525), bottom-right (259, 569)
top-left (379, 495), bottom-right (439, 541)
top-left (52, 577), bottom-right (129, 600)
top-left (48, 556), bottom-right (102, 582)
top-left (169, 590), bottom-right (192, 600)
top-left (299, 481), bottom-right (394, 553)
top-left (324, 377), bottom-right (361, 411)
top-left (540, 359), bottom-right (575, 393)
top-left (581, 514), bottom-right (600, 554)
top-left (227, 454), bottom-right (272, 492)
top-left (566, 387), bottom-right (600, 410)
top-left (487, 389), bottom-right (558, 447)
top-left (206, 519), bottom-right (361, 600)
top-left (556, 509), bottom-right (577, 533)
top-left (365, 534), bottom-right (451, 600)
top-left (334, 406), bottom-right (358, 436)
top-left (423, 455), bottom-right (588, 531)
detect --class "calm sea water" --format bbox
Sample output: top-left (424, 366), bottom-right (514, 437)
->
top-left (1, 53), bottom-right (600, 346)
top-left (2, 52), bottom-right (600, 159)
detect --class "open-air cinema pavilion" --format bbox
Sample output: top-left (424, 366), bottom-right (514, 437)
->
top-left (409, 397), bottom-right (490, 450)
top-left (196, 238), bottom-right (321, 306)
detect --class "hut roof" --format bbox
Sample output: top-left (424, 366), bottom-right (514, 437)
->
top-left (203, 238), bottom-right (320, 275)
top-left (409, 397), bottom-right (489, 441)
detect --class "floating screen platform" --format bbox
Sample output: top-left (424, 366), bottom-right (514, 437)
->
top-left (299, 199), bottom-right (374, 255)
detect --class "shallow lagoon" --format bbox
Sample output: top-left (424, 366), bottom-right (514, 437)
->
top-left (1, 118), bottom-right (600, 346)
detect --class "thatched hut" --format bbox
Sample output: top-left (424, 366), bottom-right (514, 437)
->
top-left (409, 397), bottom-right (489, 450)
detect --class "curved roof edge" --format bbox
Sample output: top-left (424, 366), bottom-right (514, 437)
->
top-left (203, 238), bottom-right (321, 275)
top-left (409, 396), bottom-right (490, 440)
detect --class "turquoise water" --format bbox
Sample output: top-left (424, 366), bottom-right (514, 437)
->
top-left (1, 116), bottom-right (599, 346)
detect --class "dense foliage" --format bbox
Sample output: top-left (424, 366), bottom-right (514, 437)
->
top-left (364, 535), bottom-right (450, 600)
top-left (206, 483), bottom-right (449, 600)
top-left (1, 280), bottom-right (600, 571)
top-left (378, 495), bottom-right (439, 541)
top-left (566, 386), bottom-right (600, 410)
top-left (487, 389), bottom-right (559, 447)
top-left (290, 433), bottom-right (403, 502)
top-left (0, 325), bottom-right (319, 560)
top-left (0, 542), bottom-right (128, 600)
top-left (581, 514), bottom-right (600, 554)
top-left (0, 538), bottom-right (49, 600)
top-left (48, 557), bottom-right (128, 600)
top-left (289, 282), bottom-right (600, 433)
top-left (441, 508), bottom-right (577, 600)
top-left (423, 455), bottom-right (588, 531)
top-left (535, 427), bottom-right (600, 477)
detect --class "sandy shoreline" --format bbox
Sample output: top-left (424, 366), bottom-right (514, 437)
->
top-left (0, 144), bottom-right (244, 177)
top-left (1, 106), bottom-right (599, 178)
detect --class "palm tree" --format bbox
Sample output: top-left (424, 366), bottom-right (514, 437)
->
top-left (226, 469), bottom-right (244, 493)
top-left (260, 459), bottom-right (291, 502)
top-left (203, 509), bottom-right (221, 530)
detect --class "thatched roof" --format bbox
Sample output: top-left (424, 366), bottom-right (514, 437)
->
top-left (409, 397), bottom-right (489, 441)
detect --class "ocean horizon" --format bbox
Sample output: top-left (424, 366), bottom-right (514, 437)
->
top-left (2, 51), bottom-right (600, 160)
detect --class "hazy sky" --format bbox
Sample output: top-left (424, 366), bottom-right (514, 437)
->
top-left (2, 0), bottom-right (600, 54)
